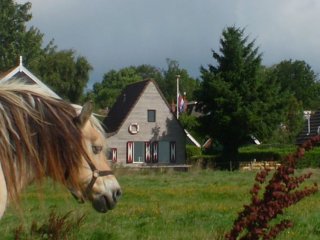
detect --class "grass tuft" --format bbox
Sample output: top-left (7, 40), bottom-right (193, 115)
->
top-left (13, 209), bottom-right (85, 240)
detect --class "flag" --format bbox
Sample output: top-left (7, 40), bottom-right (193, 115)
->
top-left (178, 93), bottom-right (185, 113)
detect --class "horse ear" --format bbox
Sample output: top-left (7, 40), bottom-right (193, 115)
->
top-left (75, 101), bottom-right (93, 128)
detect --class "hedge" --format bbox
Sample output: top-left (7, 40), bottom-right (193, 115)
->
top-left (186, 144), bottom-right (320, 169)
top-left (297, 147), bottom-right (320, 168)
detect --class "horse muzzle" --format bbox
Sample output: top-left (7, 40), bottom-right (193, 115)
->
top-left (92, 188), bottom-right (122, 213)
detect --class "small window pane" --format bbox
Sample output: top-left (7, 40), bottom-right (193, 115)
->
top-left (148, 110), bottom-right (156, 122)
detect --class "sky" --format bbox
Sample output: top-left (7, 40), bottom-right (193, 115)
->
top-left (16, 0), bottom-right (320, 89)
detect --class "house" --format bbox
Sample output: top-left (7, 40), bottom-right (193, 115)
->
top-left (0, 56), bottom-right (59, 98)
top-left (103, 79), bottom-right (186, 165)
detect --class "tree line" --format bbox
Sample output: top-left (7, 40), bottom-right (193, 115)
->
top-left (0, 0), bottom-right (92, 103)
top-left (2, 1), bottom-right (320, 158)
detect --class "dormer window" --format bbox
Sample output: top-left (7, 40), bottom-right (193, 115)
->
top-left (148, 110), bottom-right (156, 122)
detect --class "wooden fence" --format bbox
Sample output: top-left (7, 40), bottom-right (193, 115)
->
top-left (240, 161), bottom-right (281, 171)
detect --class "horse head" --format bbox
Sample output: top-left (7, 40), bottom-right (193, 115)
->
top-left (68, 102), bottom-right (122, 213)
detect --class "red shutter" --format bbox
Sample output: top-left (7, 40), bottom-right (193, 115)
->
top-left (112, 148), bottom-right (117, 163)
top-left (152, 141), bottom-right (158, 163)
top-left (145, 142), bottom-right (151, 163)
top-left (170, 141), bottom-right (176, 163)
top-left (127, 142), bottom-right (133, 163)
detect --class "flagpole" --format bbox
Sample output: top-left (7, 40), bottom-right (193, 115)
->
top-left (176, 75), bottom-right (180, 119)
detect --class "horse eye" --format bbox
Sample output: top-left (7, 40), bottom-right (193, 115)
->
top-left (92, 145), bottom-right (103, 154)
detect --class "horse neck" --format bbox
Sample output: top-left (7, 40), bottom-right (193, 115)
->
top-left (16, 160), bottom-right (38, 193)
top-left (7, 159), bottom-right (38, 202)
top-left (0, 151), bottom-right (37, 219)
top-left (0, 163), bottom-right (8, 219)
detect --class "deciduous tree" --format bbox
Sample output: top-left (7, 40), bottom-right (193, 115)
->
top-left (36, 50), bottom-right (92, 103)
top-left (0, 0), bottom-right (92, 103)
top-left (269, 60), bottom-right (320, 110)
top-left (89, 66), bottom-right (153, 109)
top-left (161, 59), bottom-right (199, 103)
top-left (0, 0), bottom-right (44, 70)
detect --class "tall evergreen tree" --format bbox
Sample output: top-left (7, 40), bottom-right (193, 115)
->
top-left (197, 26), bottom-right (289, 160)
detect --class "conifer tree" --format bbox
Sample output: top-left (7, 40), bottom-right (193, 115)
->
top-left (197, 26), bottom-right (289, 160)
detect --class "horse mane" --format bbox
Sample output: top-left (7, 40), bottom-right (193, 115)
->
top-left (0, 81), bottom-right (91, 201)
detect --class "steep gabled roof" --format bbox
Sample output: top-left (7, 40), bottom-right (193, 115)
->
top-left (103, 79), bottom-right (174, 135)
top-left (0, 57), bottom-right (60, 99)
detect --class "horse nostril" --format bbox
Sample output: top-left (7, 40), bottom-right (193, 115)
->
top-left (113, 189), bottom-right (122, 202)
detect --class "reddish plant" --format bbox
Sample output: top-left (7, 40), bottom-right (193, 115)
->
top-left (226, 136), bottom-right (320, 240)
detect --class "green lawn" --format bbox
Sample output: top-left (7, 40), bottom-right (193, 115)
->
top-left (1, 168), bottom-right (320, 239)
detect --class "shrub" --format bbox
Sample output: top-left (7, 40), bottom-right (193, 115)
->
top-left (239, 151), bottom-right (283, 162)
top-left (13, 209), bottom-right (85, 240)
top-left (186, 145), bottom-right (202, 160)
top-left (239, 144), bottom-right (295, 162)
top-left (238, 143), bottom-right (320, 169)
top-left (226, 137), bottom-right (319, 240)
top-left (188, 154), bottom-right (236, 170)
top-left (296, 146), bottom-right (320, 168)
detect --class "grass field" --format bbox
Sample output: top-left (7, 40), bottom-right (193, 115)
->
top-left (1, 168), bottom-right (320, 239)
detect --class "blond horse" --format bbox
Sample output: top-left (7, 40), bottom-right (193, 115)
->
top-left (0, 82), bottom-right (121, 218)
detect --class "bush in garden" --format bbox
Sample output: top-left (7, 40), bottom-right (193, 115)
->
top-left (296, 146), bottom-right (320, 168)
top-left (225, 136), bottom-right (320, 240)
top-left (186, 145), bottom-right (202, 161)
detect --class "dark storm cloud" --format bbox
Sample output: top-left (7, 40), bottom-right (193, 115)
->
top-left (16, 0), bottom-right (320, 88)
